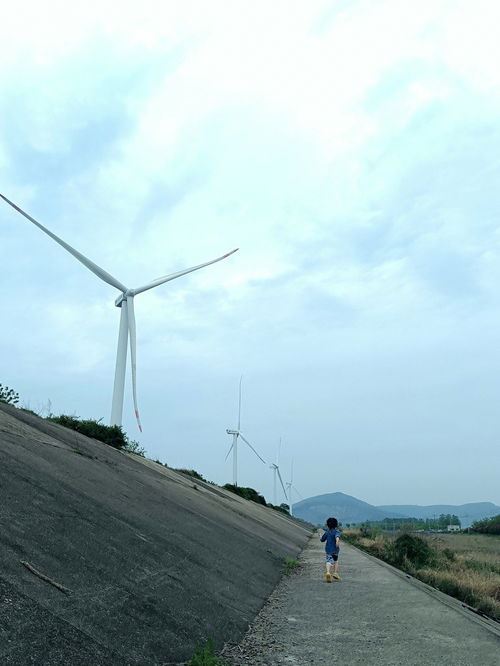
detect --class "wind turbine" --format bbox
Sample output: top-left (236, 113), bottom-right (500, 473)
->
top-left (285, 460), bottom-right (302, 517)
top-left (270, 438), bottom-right (288, 505)
top-left (225, 376), bottom-right (266, 486)
top-left (1, 193), bottom-right (238, 431)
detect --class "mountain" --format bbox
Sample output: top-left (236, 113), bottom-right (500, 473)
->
top-left (293, 492), bottom-right (403, 525)
top-left (293, 492), bottom-right (500, 528)
top-left (377, 503), bottom-right (500, 528)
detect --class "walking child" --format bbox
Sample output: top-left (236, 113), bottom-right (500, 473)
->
top-left (320, 517), bottom-right (341, 583)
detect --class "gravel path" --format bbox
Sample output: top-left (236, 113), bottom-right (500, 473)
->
top-left (220, 534), bottom-right (499, 665)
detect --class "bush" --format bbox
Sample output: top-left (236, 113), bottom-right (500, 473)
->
top-left (267, 502), bottom-right (290, 515)
top-left (48, 415), bottom-right (127, 450)
top-left (176, 469), bottom-right (206, 482)
top-left (391, 534), bottom-right (434, 568)
top-left (223, 484), bottom-right (267, 505)
top-left (0, 384), bottom-right (19, 405)
top-left (471, 514), bottom-right (500, 535)
top-left (124, 439), bottom-right (147, 457)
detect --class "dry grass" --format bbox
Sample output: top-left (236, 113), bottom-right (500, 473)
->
top-left (416, 566), bottom-right (500, 618)
top-left (344, 530), bottom-right (500, 620)
top-left (422, 533), bottom-right (500, 571)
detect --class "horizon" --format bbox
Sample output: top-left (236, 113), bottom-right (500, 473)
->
top-left (2, 1), bottom-right (500, 507)
top-left (293, 490), bottom-right (499, 509)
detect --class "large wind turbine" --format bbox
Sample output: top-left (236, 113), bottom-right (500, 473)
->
top-left (225, 376), bottom-right (266, 486)
top-left (1, 193), bottom-right (238, 431)
top-left (270, 438), bottom-right (288, 505)
top-left (285, 460), bottom-right (302, 517)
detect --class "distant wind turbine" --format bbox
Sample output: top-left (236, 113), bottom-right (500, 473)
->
top-left (225, 376), bottom-right (266, 486)
top-left (270, 438), bottom-right (288, 505)
top-left (1, 193), bottom-right (238, 431)
top-left (285, 460), bottom-right (302, 517)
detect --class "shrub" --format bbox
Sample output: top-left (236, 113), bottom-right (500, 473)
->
top-left (0, 384), bottom-right (19, 405)
top-left (123, 439), bottom-right (147, 457)
top-left (176, 469), bottom-right (206, 482)
top-left (471, 514), bottom-right (500, 535)
top-left (48, 415), bottom-right (127, 450)
top-left (267, 503), bottom-right (290, 515)
top-left (223, 484), bottom-right (267, 505)
top-left (391, 534), bottom-right (434, 568)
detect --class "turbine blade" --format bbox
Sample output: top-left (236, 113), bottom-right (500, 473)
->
top-left (131, 248), bottom-right (239, 296)
top-left (0, 194), bottom-right (127, 292)
top-left (238, 375), bottom-right (242, 430)
top-left (126, 296), bottom-right (142, 432)
top-left (276, 467), bottom-right (288, 500)
top-left (239, 433), bottom-right (266, 465)
top-left (292, 485), bottom-right (303, 500)
top-left (225, 442), bottom-right (234, 461)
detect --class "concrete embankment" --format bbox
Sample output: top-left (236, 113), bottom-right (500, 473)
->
top-left (222, 537), bottom-right (500, 665)
top-left (0, 402), bottom-right (311, 665)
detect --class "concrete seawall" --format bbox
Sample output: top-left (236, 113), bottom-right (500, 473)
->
top-left (0, 402), bottom-right (311, 664)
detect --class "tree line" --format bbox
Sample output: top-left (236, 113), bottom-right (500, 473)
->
top-left (348, 514), bottom-right (461, 531)
top-left (471, 514), bottom-right (500, 535)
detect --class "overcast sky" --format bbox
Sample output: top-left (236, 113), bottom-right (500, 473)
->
top-left (2, 0), bottom-right (499, 508)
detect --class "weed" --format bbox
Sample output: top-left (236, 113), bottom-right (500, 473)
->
top-left (188, 638), bottom-right (228, 665)
top-left (283, 557), bottom-right (301, 574)
top-left (0, 384), bottom-right (19, 405)
top-left (124, 440), bottom-right (147, 457)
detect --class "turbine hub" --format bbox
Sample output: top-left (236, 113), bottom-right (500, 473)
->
top-left (115, 290), bottom-right (132, 308)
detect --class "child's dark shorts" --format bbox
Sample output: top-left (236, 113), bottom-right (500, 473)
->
top-left (326, 552), bottom-right (339, 563)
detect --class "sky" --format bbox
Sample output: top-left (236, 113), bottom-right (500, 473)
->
top-left (1, 0), bottom-right (499, 508)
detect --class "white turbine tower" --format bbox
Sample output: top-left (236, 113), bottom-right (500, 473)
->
top-left (1, 193), bottom-right (238, 431)
top-left (225, 376), bottom-right (266, 486)
top-left (285, 460), bottom-right (302, 517)
top-left (270, 438), bottom-right (288, 506)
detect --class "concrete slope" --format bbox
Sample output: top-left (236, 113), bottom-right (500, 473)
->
top-left (0, 403), bottom-right (311, 665)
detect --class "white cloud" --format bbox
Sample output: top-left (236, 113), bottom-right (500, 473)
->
top-left (1, 0), bottom-right (500, 505)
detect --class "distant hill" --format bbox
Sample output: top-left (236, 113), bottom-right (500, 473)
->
top-left (293, 492), bottom-right (403, 526)
top-left (377, 503), bottom-right (500, 528)
top-left (293, 493), bottom-right (500, 528)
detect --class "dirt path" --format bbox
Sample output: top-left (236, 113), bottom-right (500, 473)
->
top-left (221, 535), bottom-right (499, 665)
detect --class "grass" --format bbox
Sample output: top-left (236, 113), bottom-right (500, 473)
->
top-left (344, 529), bottom-right (500, 620)
top-left (188, 639), bottom-right (229, 665)
top-left (283, 557), bottom-right (302, 574)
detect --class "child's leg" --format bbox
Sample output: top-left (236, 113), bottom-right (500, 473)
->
top-left (325, 556), bottom-right (332, 581)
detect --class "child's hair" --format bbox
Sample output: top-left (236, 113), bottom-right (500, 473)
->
top-left (326, 517), bottom-right (338, 529)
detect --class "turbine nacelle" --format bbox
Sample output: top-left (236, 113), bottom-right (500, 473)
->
top-left (226, 428), bottom-right (239, 435)
top-left (114, 290), bottom-right (135, 308)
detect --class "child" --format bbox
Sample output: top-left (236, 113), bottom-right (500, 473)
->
top-left (320, 517), bottom-right (341, 582)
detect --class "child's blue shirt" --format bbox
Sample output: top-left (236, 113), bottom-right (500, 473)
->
top-left (320, 528), bottom-right (340, 553)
